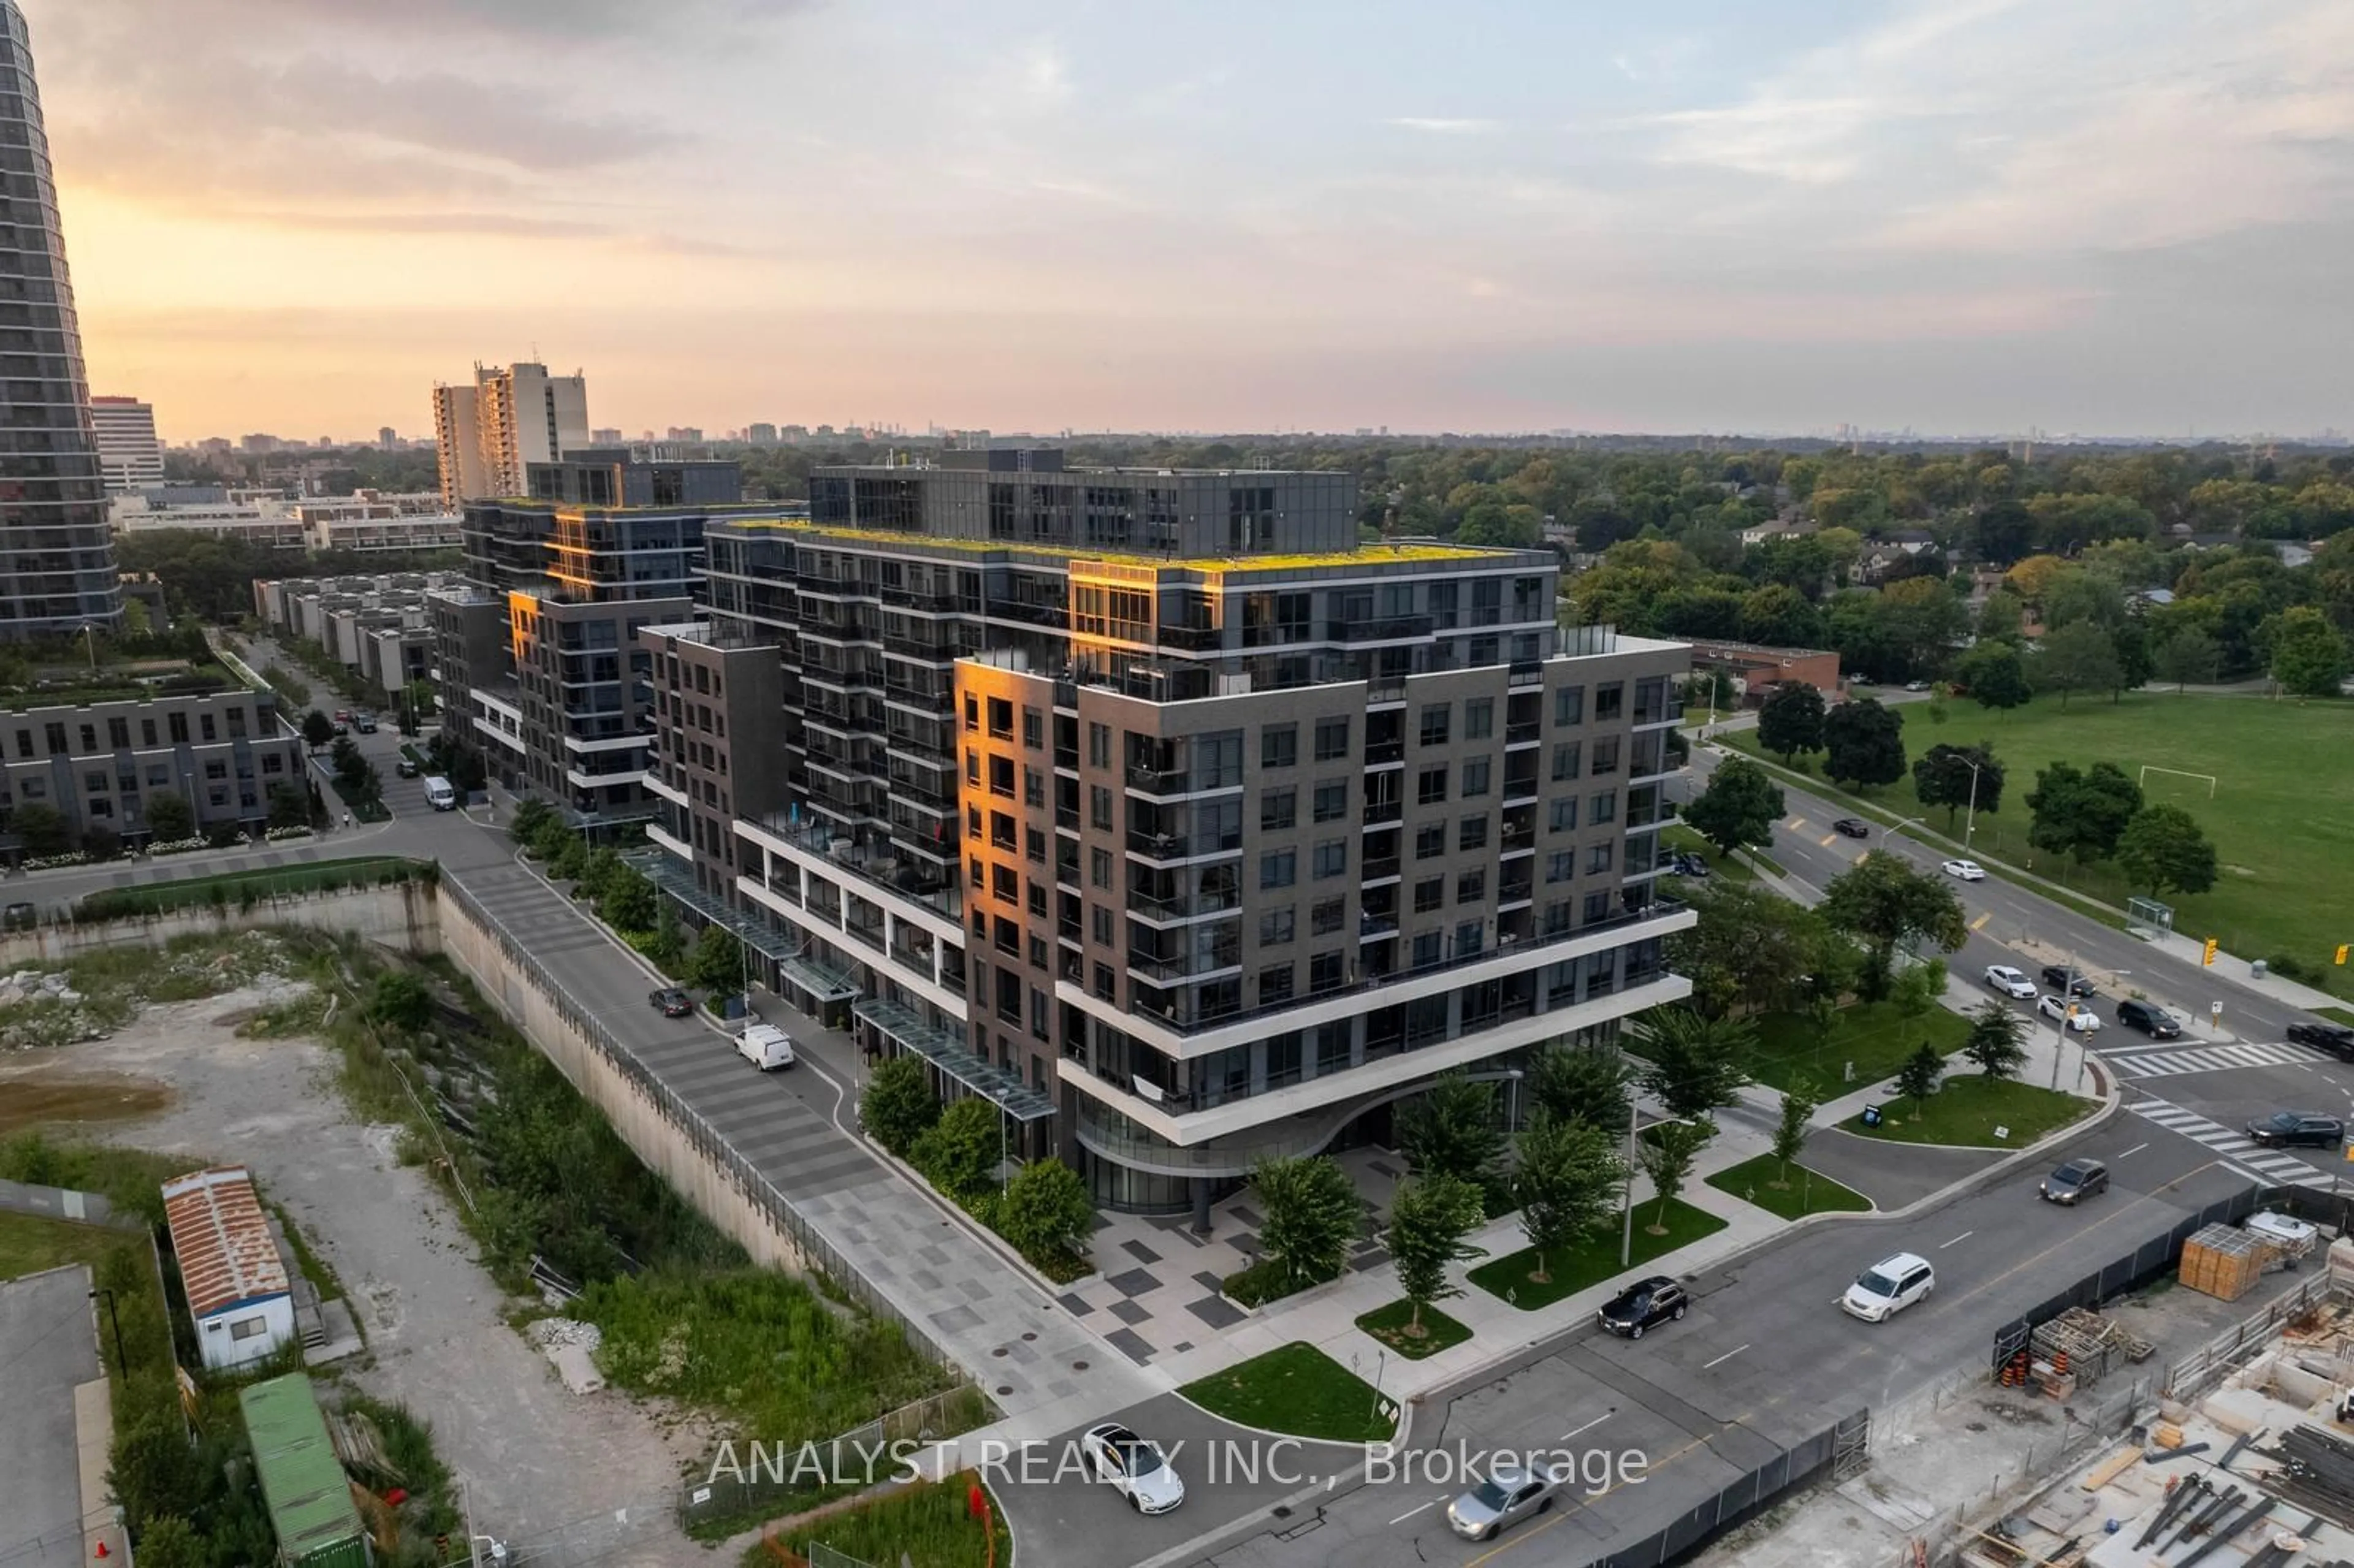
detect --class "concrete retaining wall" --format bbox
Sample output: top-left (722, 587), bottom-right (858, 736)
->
top-left (432, 883), bottom-right (813, 1276)
top-left (0, 881), bottom-right (439, 969)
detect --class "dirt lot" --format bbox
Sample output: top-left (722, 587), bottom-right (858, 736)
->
top-left (0, 982), bottom-right (704, 1561)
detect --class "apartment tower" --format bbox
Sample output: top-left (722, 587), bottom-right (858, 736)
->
top-left (91, 396), bottom-right (166, 493)
top-left (432, 361), bottom-right (590, 510)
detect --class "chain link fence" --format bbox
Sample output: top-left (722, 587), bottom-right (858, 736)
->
top-left (679, 1385), bottom-right (994, 1536)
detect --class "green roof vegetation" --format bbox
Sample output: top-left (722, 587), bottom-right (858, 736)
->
top-left (722, 516), bottom-right (1503, 574)
top-left (238, 1374), bottom-right (365, 1562)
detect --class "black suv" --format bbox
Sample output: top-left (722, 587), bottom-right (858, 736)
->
top-left (2114, 999), bottom-right (2181, 1040)
top-left (1598, 1276), bottom-right (1688, 1339)
top-left (2040, 1159), bottom-right (2109, 1205)
top-left (2288, 1021), bottom-right (2354, 1062)
top-left (2247, 1111), bottom-right (2345, 1149)
top-left (2038, 966), bottom-right (2097, 997)
top-left (1832, 818), bottom-right (1870, 839)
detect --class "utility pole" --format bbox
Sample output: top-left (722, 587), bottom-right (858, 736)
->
top-left (1964, 758), bottom-right (1984, 850)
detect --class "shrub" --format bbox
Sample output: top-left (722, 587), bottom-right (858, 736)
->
top-left (910, 1096), bottom-right (1002, 1198)
top-left (862, 1054), bottom-right (940, 1156)
top-left (996, 1157), bottom-right (1094, 1272)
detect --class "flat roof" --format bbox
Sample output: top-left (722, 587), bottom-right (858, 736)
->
top-left (714, 517), bottom-right (1517, 574)
top-left (239, 1374), bottom-right (365, 1557)
top-left (161, 1166), bottom-right (289, 1319)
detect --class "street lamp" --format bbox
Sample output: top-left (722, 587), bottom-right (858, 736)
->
top-left (2049, 954), bottom-right (2084, 1092)
top-left (1880, 816), bottom-right (1924, 850)
top-left (1959, 758), bottom-right (1987, 850)
top-left (77, 622), bottom-right (97, 675)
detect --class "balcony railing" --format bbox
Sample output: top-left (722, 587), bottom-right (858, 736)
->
top-left (1365, 740), bottom-right (1405, 766)
top-left (1330, 615), bottom-right (1434, 644)
top-left (880, 586), bottom-right (958, 612)
top-left (1128, 948), bottom-right (1241, 984)
top-left (1363, 855), bottom-right (1401, 881)
top-left (1128, 884), bottom-right (1242, 921)
top-left (1127, 828), bottom-right (1243, 861)
top-left (1362, 798), bottom-right (1401, 827)
top-left (1157, 623), bottom-right (1221, 650)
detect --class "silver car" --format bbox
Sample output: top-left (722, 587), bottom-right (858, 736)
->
top-left (1447, 1456), bottom-right (1572, 1541)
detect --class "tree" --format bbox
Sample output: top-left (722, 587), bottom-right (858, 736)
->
top-left (2117, 804), bottom-right (2219, 897)
top-left (1911, 744), bottom-right (2003, 831)
top-left (861, 1054), bottom-right (940, 1157)
top-left (1395, 1071), bottom-right (1504, 1189)
top-left (2111, 619), bottom-right (2155, 693)
top-left (2152, 626), bottom-right (2222, 692)
top-left (1821, 698), bottom-right (1906, 790)
top-left (1894, 1041), bottom-right (1945, 1117)
top-left (1820, 854), bottom-right (1968, 981)
top-left (600, 866), bottom-right (659, 933)
top-left (1891, 957), bottom-right (1947, 1027)
top-left (1952, 641), bottom-right (2031, 710)
top-left (1770, 1078), bottom-right (1821, 1188)
top-left (909, 1095), bottom-right (1002, 1197)
top-left (996, 1157), bottom-right (1094, 1268)
top-left (1960, 1001), bottom-right (2028, 1083)
top-left (1387, 1173), bottom-right (1488, 1334)
top-left (301, 709), bottom-right (333, 748)
top-left (6, 801), bottom-right (70, 856)
top-left (508, 796), bottom-right (556, 845)
top-left (1639, 1118), bottom-right (1714, 1233)
top-left (143, 790), bottom-right (194, 841)
top-left (1737, 583), bottom-right (1826, 648)
top-left (1669, 881), bottom-right (1856, 1020)
top-left (330, 734), bottom-right (364, 785)
top-left (682, 924), bottom-right (745, 994)
top-left (1683, 757), bottom-right (1785, 859)
top-left (2032, 622), bottom-right (2125, 708)
top-left (2265, 605), bottom-right (2349, 697)
top-left (2025, 761), bottom-right (2143, 865)
top-left (1974, 588), bottom-right (2026, 646)
top-left (1512, 1111), bottom-right (1625, 1283)
top-left (107, 1415), bottom-right (211, 1529)
top-left (128, 1516), bottom-right (206, 1568)
top-left (1534, 1030), bottom-right (1644, 1130)
top-left (1252, 1154), bottom-right (1362, 1294)
top-left (1629, 1007), bottom-right (1753, 1121)
top-left (1754, 680), bottom-right (1826, 764)
top-left (265, 781), bottom-right (310, 830)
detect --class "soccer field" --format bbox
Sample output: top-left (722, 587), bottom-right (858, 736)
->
top-left (1726, 692), bottom-right (2354, 999)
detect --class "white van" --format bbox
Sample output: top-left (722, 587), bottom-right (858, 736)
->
top-left (422, 775), bottom-right (456, 811)
top-left (737, 1023), bottom-right (796, 1071)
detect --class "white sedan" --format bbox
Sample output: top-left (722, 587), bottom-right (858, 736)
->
top-left (1080, 1421), bottom-right (1185, 1515)
top-left (1940, 858), bottom-right (1987, 881)
top-left (2038, 994), bottom-right (2103, 1032)
top-left (1984, 965), bottom-right (2037, 1000)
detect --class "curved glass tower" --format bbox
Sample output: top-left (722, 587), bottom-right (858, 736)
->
top-left (0, 0), bottom-right (118, 639)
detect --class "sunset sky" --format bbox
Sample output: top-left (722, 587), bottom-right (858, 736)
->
top-left (31, 0), bottom-right (2354, 443)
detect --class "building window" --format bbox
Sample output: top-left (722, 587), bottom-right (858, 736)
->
top-left (1590, 737), bottom-right (1620, 776)
top-left (1088, 722), bottom-right (1111, 768)
top-left (1419, 704), bottom-right (1450, 747)
top-left (1462, 758), bottom-right (1490, 797)
top-left (987, 698), bottom-right (1014, 738)
top-left (1547, 850), bottom-right (1574, 883)
top-left (1555, 686), bottom-right (1585, 726)
top-left (107, 717), bottom-right (129, 747)
top-left (1312, 896), bottom-right (1345, 935)
top-left (1552, 742), bottom-right (1582, 781)
top-left (1023, 707), bottom-right (1043, 750)
top-left (1458, 814), bottom-right (1488, 851)
top-left (1314, 717), bottom-right (1350, 761)
top-left (1027, 880), bottom-right (1048, 917)
top-left (199, 714), bottom-right (216, 742)
top-left (1412, 931), bottom-right (1442, 968)
top-left (1261, 725), bottom-right (1297, 769)
top-left (1594, 682), bottom-right (1624, 721)
top-left (1260, 907), bottom-right (1295, 945)
top-left (1415, 823), bottom-right (1446, 859)
top-left (1416, 766), bottom-right (1448, 805)
top-left (1456, 919), bottom-right (1485, 957)
top-left (992, 865), bottom-right (1019, 904)
top-left (204, 760), bottom-right (227, 781)
top-left (1259, 965), bottom-right (1293, 1007)
top-left (989, 755), bottom-right (1015, 797)
top-left (261, 753), bottom-right (282, 774)
top-left (140, 720), bottom-right (156, 747)
top-left (229, 1316), bottom-right (271, 1342)
top-left (1089, 847), bottom-right (1112, 888)
top-left (1549, 796), bottom-right (1580, 832)
top-left (1414, 877), bottom-right (1444, 913)
top-left (1024, 766), bottom-right (1045, 807)
top-left (1092, 904), bottom-right (1114, 944)
top-left (1260, 788), bottom-right (1296, 832)
top-left (1312, 839), bottom-right (1347, 880)
top-left (1090, 785), bottom-right (1114, 829)
top-left (1586, 842), bottom-right (1615, 875)
top-left (1026, 825), bottom-right (1047, 863)
top-left (966, 748), bottom-right (981, 784)
top-left (1310, 952), bottom-right (1345, 994)
top-left (1260, 850), bottom-right (1297, 889)
top-left (1591, 790), bottom-right (1618, 825)
top-left (1457, 869), bottom-right (1486, 904)
top-left (966, 694), bottom-right (980, 731)
top-left (1092, 962), bottom-right (1118, 1000)
top-left (1312, 780), bottom-right (1346, 822)
top-left (1465, 698), bottom-right (1493, 740)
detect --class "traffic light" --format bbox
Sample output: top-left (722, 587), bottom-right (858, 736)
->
top-left (2202, 937), bottom-right (2219, 967)
top-left (2338, 945), bottom-right (2350, 967)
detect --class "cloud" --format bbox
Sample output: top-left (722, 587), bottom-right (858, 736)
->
top-left (1387, 118), bottom-right (1501, 135)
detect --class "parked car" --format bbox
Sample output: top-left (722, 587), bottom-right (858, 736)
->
top-left (352, 711), bottom-right (378, 733)
top-left (1832, 818), bottom-right (1871, 839)
top-left (332, 709), bottom-right (351, 723)
top-left (2114, 999), bottom-right (2182, 1040)
top-left (2038, 965), bottom-right (2097, 997)
top-left (737, 1022), bottom-right (796, 1071)
top-left (649, 987), bottom-right (693, 1018)
top-left (2040, 1159), bottom-right (2109, 1205)
top-left (1904, 680), bottom-right (1931, 692)
top-left (2037, 994), bottom-right (2102, 1032)
top-left (1598, 1276), bottom-right (1688, 1339)
top-left (1984, 964), bottom-right (2038, 1000)
top-left (2287, 1021), bottom-right (2354, 1060)
top-left (1, 902), bottom-right (36, 931)
top-left (1842, 1253), bottom-right (1934, 1322)
top-left (1940, 858), bottom-right (1987, 881)
top-left (2246, 1111), bottom-right (2345, 1149)
top-left (1673, 852), bottom-right (1711, 879)
top-left (1080, 1422), bottom-right (1184, 1515)
top-left (1447, 1455), bottom-right (1572, 1542)
top-left (395, 758), bottom-right (419, 778)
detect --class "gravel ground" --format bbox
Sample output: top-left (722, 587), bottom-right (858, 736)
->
top-left (0, 984), bottom-right (706, 1562)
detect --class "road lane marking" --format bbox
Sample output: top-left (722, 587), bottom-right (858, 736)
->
top-left (1940, 1231), bottom-right (1973, 1249)
top-left (2117, 1142), bottom-right (2149, 1157)
top-left (1970, 913), bottom-right (1992, 932)
top-left (1785, 816), bottom-right (1808, 831)
top-left (1703, 1344), bottom-right (1750, 1369)
top-left (1561, 1412), bottom-right (1614, 1440)
top-left (1818, 832), bottom-right (1838, 847)
top-left (1388, 1499), bottom-right (1438, 1526)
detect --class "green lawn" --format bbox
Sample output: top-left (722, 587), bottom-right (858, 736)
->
top-left (1181, 1342), bottom-right (1398, 1442)
top-left (0, 1209), bottom-right (124, 1282)
top-left (757, 1473), bottom-right (1011, 1568)
top-left (1355, 1298), bottom-right (1472, 1360)
top-left (1705, 1154), bottom-right (1872, 1220)
top-left (1663, 824), bottom-right (1758, 883)
top-left (1749, 999), bottom-right (1974, 1095)
top-left (1468, 1198), bottom-right (1727, 1311)
top-left (74, 856), bottom-right (430, 920)
top-left (1725, 692), bottom-right (2354, 999)
top-left (1844, 1075), bottom-right (2096, 1147)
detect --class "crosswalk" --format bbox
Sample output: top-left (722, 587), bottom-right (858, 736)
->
top-left (2104, 1040), bottom-right (2333, 1079)
top-left (2128, 1097), bottom-right (2338, 1189)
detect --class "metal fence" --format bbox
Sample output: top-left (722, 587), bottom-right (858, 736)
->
top-left (1582, 1410), bottom-right (1864, 1568)
top-left (2164, 1270), bottom-right (2341, 1401)
top-left (678, 1385), bottom-right (992, 1534)
top-left (436, 874), bottom-right (953, 1372)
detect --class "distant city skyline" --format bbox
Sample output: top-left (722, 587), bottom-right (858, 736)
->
top-left (28, 0), bottom-right (2354, 441)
